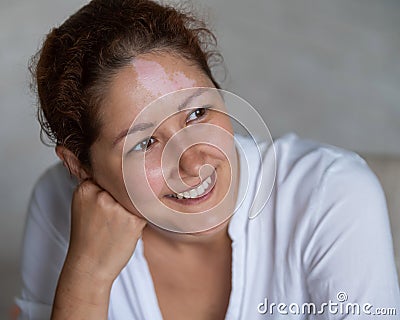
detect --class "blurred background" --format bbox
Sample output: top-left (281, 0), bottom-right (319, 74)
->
top-left (1, 0), bottom-right (399, 317)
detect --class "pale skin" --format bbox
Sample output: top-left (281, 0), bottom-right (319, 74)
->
top-left (52, 53), bottom-right (238, 320)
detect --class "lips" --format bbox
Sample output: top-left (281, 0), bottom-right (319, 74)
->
top-left (166, 172), bottom-right (216, 200)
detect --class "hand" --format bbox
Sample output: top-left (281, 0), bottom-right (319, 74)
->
top-left (65, 179), bottom-right (147, 283)
top-left (52, 180), bottom-right (146, 319)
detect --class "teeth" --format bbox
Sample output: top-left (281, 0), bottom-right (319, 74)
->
top-left (189, 189), bottom-right (198, 198)
top-left (175, 176), bottom-right (212, 199)
top-left (197, 184), bottom-right (205, 195)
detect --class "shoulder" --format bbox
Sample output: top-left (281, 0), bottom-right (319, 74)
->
top-left (234, 132), bottom-right (382, 222)
top-left (266, 132), bottom-right (387, 231)
top-left (237, 131), bottom-right (374, 190)
top-left (272, 132), bottom-right (383, 203)
top-left (271, 133), bottom-right (389, 241)
top-left (32, 161), bottom-right (77, 199)
top-left (27, 161), bottom-right (77, 244)
top-left (273, 132), bottom-right (373, 185)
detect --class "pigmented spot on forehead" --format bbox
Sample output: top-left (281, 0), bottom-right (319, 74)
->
top-left (132, 58), bottom-right (197, 98)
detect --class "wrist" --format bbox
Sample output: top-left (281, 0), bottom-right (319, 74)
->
top-left (56, 256), bottom-right (114, 305)
top-left (63, 251), bottom-right (118, 284)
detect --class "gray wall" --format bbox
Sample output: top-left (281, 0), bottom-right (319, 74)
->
top-left (203, 0), bottom-right (400, 156)
top-left (1, 0), bottom-right (399, 317)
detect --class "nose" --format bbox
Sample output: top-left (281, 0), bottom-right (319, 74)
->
top-left (162, 133), bottom-right (210, 189)
top-left (158, 118), bottom-right (215, 188)
top-left (179, 144), bottom-right (205, 182)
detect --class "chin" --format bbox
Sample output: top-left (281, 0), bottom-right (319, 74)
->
top-left (187, 218), bottom-right (231, 238)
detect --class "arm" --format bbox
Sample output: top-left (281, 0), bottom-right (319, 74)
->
top-left (16, 164), bottom-right (146, 320)
top-left (51, 259), bottom-right (112, 319)
top-left (305, 155), bottom-right (400, 318)
top-left (50, 180), bottom-right (146, 320)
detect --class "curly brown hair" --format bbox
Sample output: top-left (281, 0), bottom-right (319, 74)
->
top-left (31, 0), bottom-right (223, 169)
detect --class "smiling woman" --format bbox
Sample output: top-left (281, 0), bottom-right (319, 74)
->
top-left (16, 0), bottom-right (400, 319)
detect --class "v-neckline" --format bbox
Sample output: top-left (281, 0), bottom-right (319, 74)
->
top-left (134, 232), bottom-right (246, 320)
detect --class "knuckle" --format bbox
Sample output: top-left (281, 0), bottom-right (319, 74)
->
top-left (79, 179), bottom-right (93, 189)
top-left (96, 191), bottom-right (113, 208)
top-left (73, 180), bottom-right (96, 201)
top-left (76, 180), bottom-right (95, 195)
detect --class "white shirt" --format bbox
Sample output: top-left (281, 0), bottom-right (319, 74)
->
top-left (16, 133), bottom-right (400, 319)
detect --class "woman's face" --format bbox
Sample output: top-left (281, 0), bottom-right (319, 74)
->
top-left (89, 53), bottom-right (238, 233)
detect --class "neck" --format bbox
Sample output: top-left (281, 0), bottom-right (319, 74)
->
top-left (142, 218), bottom-right (232, 255)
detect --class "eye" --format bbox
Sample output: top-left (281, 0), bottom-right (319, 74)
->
top-left (130, 137), bottom-right (156, 153)
top-left (186, 107), bottom-right (209, 123)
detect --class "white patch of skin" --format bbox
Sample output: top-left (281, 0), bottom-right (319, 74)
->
top-left (132, 58), bottom-right (197, 97)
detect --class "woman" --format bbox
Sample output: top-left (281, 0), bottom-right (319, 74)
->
top-left (16, 0), bottom-right (400, 319)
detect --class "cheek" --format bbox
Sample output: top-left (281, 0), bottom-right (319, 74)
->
top-left (218, 114), bottom-right (234, 135)
top-left (91, 148), bottom-right (117, 187)
top-left (125, 155), bottom-right (165, 200)
top-left (93, 157), bottom-right (127, 201)
top-left (215, 117), bottom-right (236, 159)
top-left (144, 162), bottom-right (165, 196)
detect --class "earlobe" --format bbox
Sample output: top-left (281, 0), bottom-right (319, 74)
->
top-left (55, 145), bottom-right (90, 181)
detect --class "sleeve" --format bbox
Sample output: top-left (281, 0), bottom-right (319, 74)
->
top-left (304, 154), bottom-right (400, 319)
top-left (15, 164), bottom-right (74, 320)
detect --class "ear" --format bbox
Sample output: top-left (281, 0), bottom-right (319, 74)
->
top-left (55, 145), bottom-right (91, 182)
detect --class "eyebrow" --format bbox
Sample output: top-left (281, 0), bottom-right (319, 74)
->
top-left (177, 87), bottom-right (206, 111)
top-left (112, 122), bottom-right (155, 147)
top-left (112, 87), bottom-right (207, 147)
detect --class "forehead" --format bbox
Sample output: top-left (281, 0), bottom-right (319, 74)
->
top-left (105, 53), bottom-right (212, 112)
top-left (132, 56), bottom-right (197, 97)
top-left (99, 53), bottom-right (214, 133)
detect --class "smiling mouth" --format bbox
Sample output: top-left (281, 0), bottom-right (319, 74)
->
top-left (166, 172), bottom-right (216, 200)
